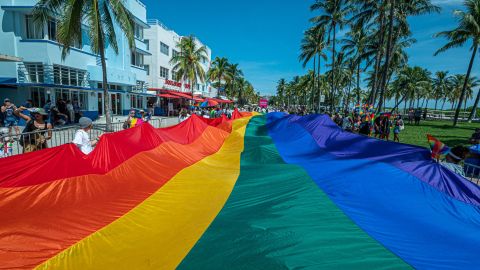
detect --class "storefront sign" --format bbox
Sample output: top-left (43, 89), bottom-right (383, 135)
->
top-left (165, 79), bottom-right (190, 89)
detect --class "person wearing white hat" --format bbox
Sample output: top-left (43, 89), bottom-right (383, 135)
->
top-left (73, 117), bottom-right (99, 154)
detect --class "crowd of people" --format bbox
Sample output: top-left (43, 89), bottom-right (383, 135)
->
top-left (177, 107), bottom-right (236, 123)
top-left (330, 112), bottom-right (405, 142)
top-left (2, 99), bottom-right (480, 182)
top-left (0, 97), bottom-right (85, 155)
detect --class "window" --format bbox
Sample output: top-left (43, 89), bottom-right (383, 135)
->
top-left (131, 52), bottom-right (144, 67)
top-left (145, 39), bottom-right (149, 51)
top-left (25, 63), bottom-right (44, 83)
top-left (53, 65), bottom-right (86, 86)
top-left (144, 64), bottom-right (150, 76)
top-left (160, 66), bottom-right (169, 79)
top-left (171, 71), bottom-right (178, 81)
top-left (130, 94), bottom-right (144, 108)
top-left (160, 42), bottom-right (169, 56)
top-left (52, 89), bottom-right (87, 109)
top-left (172, 49), bottom-right (179, 58)
top-left (47, 18), bottom-right (57, 41)
top-left (30, 87), bottom-right (46, 107)
top-left (134, 23), bottom-right (144, 40)
top-left (25, 15), bottom-right (43, 39)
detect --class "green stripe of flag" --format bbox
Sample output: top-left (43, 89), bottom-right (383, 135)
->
top-left (179, 115), bottom-right (410, 269)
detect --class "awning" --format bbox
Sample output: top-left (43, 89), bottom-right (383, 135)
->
top-left (157, 93), bottom-right (180, 99)
top-left (170, 91), bottom-right (194, 99)
top-left (212, 98), bottom-right (233, 104)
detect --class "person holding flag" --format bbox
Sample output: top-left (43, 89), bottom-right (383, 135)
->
top-left (427, 134), bottom-right (469, 177)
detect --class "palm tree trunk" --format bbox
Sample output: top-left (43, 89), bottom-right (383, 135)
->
top-left (454, 43), bottom-right (478, 126)
top-left (390, 94), bottom-right (407, 113)
top-left (331, 22), bottom-right (337, 112)
top-left (376, 0), bottom-right (396, 114)
top-left (312, 56), bottom-right (316, 110)
top-left (357, 61), bottom-right (361, 104)
top-left (468, 88), bottom-right (480, 122)
top-left (317, 54), bottom-right (321, 110)
top-left (370, 8), bottom-right (386, 106)
top-left (95, 1), bottom-right (111, 131)
top-left (345, 81), bottom-right (352, 111)
top-left (434, 99), bottom-right (438, 111)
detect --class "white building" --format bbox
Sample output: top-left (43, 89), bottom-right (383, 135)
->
top-left (0, 0), bottom-right (152, 120)
top-left (144, 19), bottom-right (216, 98)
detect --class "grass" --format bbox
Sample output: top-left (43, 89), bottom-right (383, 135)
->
top-left (398, 119), bottom-right (478, 148)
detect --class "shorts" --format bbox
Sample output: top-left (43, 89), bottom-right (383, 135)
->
top-left (4, 118), bottom-right (17, 127)
top-left (394, 128), bottom-right (400, 134)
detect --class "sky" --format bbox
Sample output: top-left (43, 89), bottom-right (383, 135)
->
top-left (142, 0), bottom-right (477, 106)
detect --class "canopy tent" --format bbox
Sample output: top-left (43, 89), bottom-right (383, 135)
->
top-left (2, 111), bottom-right (480, 269)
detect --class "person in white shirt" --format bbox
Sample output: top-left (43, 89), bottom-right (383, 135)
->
top-left (73, 117), bottom-right (99, 154)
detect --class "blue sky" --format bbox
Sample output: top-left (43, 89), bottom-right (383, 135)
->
top-left (142, 0), bottom-right (477, 106)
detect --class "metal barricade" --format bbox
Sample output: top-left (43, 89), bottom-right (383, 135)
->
top-left (464, 163), bottom-right (480, 184)
top-left (0, 117), bottom-right (169, 158)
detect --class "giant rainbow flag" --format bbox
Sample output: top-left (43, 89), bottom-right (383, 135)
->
top-left (1, 111), bottom-right (480, 269)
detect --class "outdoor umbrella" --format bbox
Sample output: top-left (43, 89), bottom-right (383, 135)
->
top-left (200, 99), bottom-right (219, 108)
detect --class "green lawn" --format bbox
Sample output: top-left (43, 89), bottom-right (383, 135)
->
top-left (399, 119), bottom-right (478, 148)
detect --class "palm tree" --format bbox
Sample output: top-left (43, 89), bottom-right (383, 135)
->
top-left (208, 57), bottom-right (231, 96)
top-left (311, 0), bottom-right (352, 111)
top-left (468, 87), bottom-right (480, 121)
top-left (170, 35), bottom-right (208, 99)
top-left (33, 0), bottom-right (135, 131)
top-left (435, 0), bottom-right (480, 126)
top-left (389, 66), bottom-right (431, 113)
top-left (276, 79), bottom-right (287, 107)
top-left (342, 27), bottom-right (369, 104)
top-left (225, 63), bottom-right (244, 100)
top-left (299, 27), bottom-right (327, 110)
top-left (376, 0), bottom-right (440, 113)
top-left (432, 71), bottom-right (451, 111)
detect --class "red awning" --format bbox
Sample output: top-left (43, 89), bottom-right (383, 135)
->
top-left (157, 89), bottom-right (194, 99)
top-left (171, 92), bottom-right (194, 99)
top-left (157, 94), bottom-right (180, 99)
top-left (211, 98), bottom-right (233, 104)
